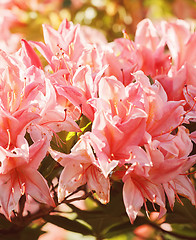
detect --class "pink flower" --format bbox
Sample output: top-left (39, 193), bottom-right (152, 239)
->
top-left (133, 71), bottom-right (185, 139)
top-left (161, 19), bottom-right (194, 70)
top-left (50, 136), bottom-right (110, 204)
top-left (102, 39), bottom-right (142, 86)
top-left (0, 17), bottom-right (195, 226)
top-left (0, 49), bottom-right (80, 143)
top-left (134, 19), bottom-right (171, 77)
top-left (122, 126), bottom-right (196, 223)
top-left (0, 138), bottom-right (55, 218)
top-left (123, 162), bottom-right (166, 224)
top-left (30, 19), bottom-right (87, 73)
top-left (86, 75), bottom-right (147, 176)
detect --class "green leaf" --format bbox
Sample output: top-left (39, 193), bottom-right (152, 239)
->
top-left (0, 224), bottom-right (45, 240)
top-left (78, 115), bottom-right (91, 129)
top-left (50, 115), bottom-right (91, 154)
top-left (63, 0), bottom-right (71, 8)
top-left (38, 154), bottom-right (57, 178)
top-left (78, 121), bottom-right (92, 137)
top-left (171, 224), bottom-right (196, 238)
top-left (166, 198), bottom-right (196, 224)
top-left (103, 221), bottom-right (134, 239)
top-left (67, 196), bottom-right (129, 237)
top-left (147, 75), bottom-right (154, 85)
top-left (44, 214), bottom-right (93, 236)
top-left (54, 131), bottom-right (78, 154)
top-left (25, 132), bottom-right (34, 146)
top-left (20, 225), bottom-right (45, 240)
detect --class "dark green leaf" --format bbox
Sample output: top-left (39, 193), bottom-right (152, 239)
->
top-left (38, 154), bottom-right (57, 178)
top-left (171, 224), bottom-right (196, 238)
top-left (20, 225), bottom-right (45, 240)
top-left (44, 214), bottom-right (93, 236)
top-left (25, 132), bottom-right (34, 146)
top-left (147, 75), bottom-right (154, 85)
top-left (63, 0), bottom-right (71, 8)
top-left (0, 224), bottom-right (45, 240)
top-left (166, 198), bottom-right (196, 224)
top-left (103, 221), bottom-right (134, 238)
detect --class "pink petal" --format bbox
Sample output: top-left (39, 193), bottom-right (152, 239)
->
top-left (86, 165), bottom-right (110, 204)
top-left (22, 167), bottom-right (55, 207)
top-left (21, 39), bottom-right (42, 68)
top-left (190, 131), bottom-right (196, 144)
top-left (58, 163), bottom-right (86, 202)
top-left (123, 177), bottom-right (144, 223)
top-left (0, 171), bottom-right (21, 218)
top-left (174, 175), bottom-right (196, 206)
top-left (135, 19), bottom-right (160, 51)
top-left (28, 137), bottom-right (50, 169)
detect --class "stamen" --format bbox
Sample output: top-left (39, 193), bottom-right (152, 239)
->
top-left (180, 171), bottom-right (196, 176)
top-left (6, 129), bottom-right (11, 150)
top-left (57, 44), bottom-right (63, 52)
top-left (113, 102), bottom-right (119, 116)
top-left (119, 99), bottom-right (131, 116)
top-left (34, 124), bottom-right (66, 148)
top-left (168, 182), bottom-right (184, 206)
top-left (40, 108), bottom-right (67, 126)
top-left (122, 29), bottom-right (130, 40)
top-left (62, 54), bottom-right (74, 79)
top-left (21, 183), bottom-right (25, 195)
top-left (143, 198), bottom-right (150, 219)
top-left (69, 43), bottom-right (74, 57)
top-left (175, 193), bottom-right (184, 205)
top-left (121, 68), bottom-right (125, 85)
top-left (152, 202), bottom-right (157, 211)
top-left (47, 126), bottom-right (66, 148)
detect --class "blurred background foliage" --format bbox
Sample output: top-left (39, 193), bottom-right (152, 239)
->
top-left (1, 0), bottom-right (196, 240)
top-left (9, 0), bottom-right (196, 42)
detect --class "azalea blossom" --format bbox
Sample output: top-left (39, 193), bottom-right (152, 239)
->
top-left (50, 136), bottom-right (110, 204)
top-left (0, 17), bottom-right (195, 227)
top-left (0, 138), bottom-right (55, 218)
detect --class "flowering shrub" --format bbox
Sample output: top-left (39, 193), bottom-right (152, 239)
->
top-left (0, 17), bottom-right (196, 239)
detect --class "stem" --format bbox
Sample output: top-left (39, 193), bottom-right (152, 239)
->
top-left (18, 194), bottom-right (26, 219)
top-left (0, 205), bottom-right (54, 235)
top-left (95, 235), bottom-right (103, 240)
top-left (63, 191), bottom-right (92, 204)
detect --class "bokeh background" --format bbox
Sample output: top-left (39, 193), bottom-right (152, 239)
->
top-left (0, 1), bottom-right (196, 240)
top-left (1, 0), bottom-right (196, 48)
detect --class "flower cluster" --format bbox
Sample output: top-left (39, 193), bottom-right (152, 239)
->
top-left (0, 18), bottom-right (195, 224)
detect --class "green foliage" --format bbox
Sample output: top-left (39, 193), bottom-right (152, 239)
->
top-left (166, 198), bottom-right (196, 225)
top-left (44, 215), bottom-right (93, 236)
top-left (0, 224), bottom-right (45, 240)
top-left (42, 182), bottom-right (149, 239)
top-left (50, 115), bottom-right (92, 154)
top-left (63, 0), bottom-right (71, 8)
top-left (38, 154), bottom-right (57, 179)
